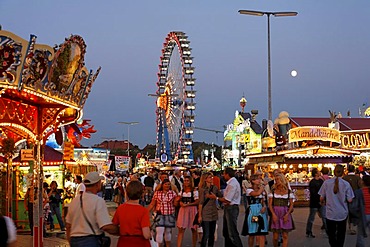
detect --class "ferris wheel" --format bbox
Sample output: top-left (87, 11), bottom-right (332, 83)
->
top-left (154, 31), bottom-right (196, 163)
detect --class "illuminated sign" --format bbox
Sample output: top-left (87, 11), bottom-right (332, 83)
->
top-left (21, 149), bottom-right (34, 161)
top-left (237, 134), bottom-right (250, 143)
top-left (289, 126), bottom-right (340, 143)
top-left (341, 131), bottom-right (370, 149)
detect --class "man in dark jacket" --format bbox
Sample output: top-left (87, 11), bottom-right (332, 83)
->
top-left (306, 168), bottom-right (326, 237)
top-left (343, 165), bottom-right (363, 234)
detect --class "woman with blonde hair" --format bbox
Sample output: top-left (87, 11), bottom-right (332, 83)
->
top-left (198, 172), bottom-right (222, 247)
top-left (319, 165), bottom-right (354, 247)
top-left (268, 173), bottom-right (294, 247)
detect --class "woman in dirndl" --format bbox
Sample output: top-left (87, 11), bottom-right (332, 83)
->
top-left (268, 173), bottom-right (295, 247)
top-left (241, 174), bottom-right (268, 247)
top-left (148, 178), bottom-right (177, 247)
top-left (177, 175), bottom-right (199, 247)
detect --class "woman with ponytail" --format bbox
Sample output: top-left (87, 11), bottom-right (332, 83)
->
top-left (318, 165), bottom-right (354, 247)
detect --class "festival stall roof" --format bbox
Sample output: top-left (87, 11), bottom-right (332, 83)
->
top-left (247, 146), bottom-right (360, 165)
top-left (289, 117), bottom-right (370, 131)
top-left (240, 112), bottom-right (263, 134)
top-left (13, 146), bottom-right (68, 166)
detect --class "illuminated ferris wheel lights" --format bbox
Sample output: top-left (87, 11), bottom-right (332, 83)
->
top-left (185, 68), bottom-right (194, 74)
top-left (184, 59), bottom-right (193, 64)
top-left (183, 50), bottom-right (191, 55)
top-left (186, 92), bottom-right (196, 98)
top-left (186, 79), bottom-right (195, 86)
top-left (187, 106), bottom-right (196, 110)
top-left (185, 129), bottom-right (194, 134)
top-left (182, 150), bottom-right (191, 155)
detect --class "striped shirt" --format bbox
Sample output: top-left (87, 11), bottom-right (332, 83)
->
top-left (153, 190), bottom-right (177, 215)
top-left (363, 188), bottom-right (370, 215)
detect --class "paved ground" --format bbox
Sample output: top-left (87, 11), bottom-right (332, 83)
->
top-left (16, 203), bottom-right (368, 247)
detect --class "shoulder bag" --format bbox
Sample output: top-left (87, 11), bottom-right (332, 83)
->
top-left (80, 194), bottom-right (111, 247)
top-left (193, 185), bottom-right (214, 226)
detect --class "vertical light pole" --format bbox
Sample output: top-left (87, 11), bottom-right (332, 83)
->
top-left (118, 121), bottom-right (139, 157)
top-left (238, 10), bottom-right (297, 121)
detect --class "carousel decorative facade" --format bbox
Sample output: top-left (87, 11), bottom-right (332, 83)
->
top-left (0, 28), bottom-right (99, 246)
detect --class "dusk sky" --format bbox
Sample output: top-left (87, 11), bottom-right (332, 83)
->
top-left (2, 1), bottom-right (370, 148)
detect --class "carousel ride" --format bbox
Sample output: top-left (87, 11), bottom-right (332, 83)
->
top-left (151, 31), bottom-right (196, 164)
top-left (0, 28), bottom-right (99, 246)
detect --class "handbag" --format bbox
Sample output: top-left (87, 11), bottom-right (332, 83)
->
top-left (150, 237), bottom-right (159, 247)
top-left (80, 195), bottom-right (111, 247)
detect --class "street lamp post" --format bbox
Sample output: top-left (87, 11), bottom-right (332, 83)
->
top-left (118, 121), bottom-right (139, 157)
top-left (239, 10), bottom-right (297, 121)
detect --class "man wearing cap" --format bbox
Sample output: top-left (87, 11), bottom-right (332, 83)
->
top-left (66, 172), bottom-right (118, 246)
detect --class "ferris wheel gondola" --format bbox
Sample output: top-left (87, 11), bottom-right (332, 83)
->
top-left (152, 31), bottom-right (196, 163)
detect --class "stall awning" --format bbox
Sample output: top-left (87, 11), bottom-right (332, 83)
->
top-left (247, 145), bottom-right (360, 164)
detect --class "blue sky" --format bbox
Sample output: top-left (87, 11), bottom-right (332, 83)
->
top-left (2, 0), bottom-right (370, 148)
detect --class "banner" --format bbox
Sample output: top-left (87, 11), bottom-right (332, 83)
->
top-left (115, 155), bottom-right (130, 171)
top-left (289, 126), bottom-right (340, 143)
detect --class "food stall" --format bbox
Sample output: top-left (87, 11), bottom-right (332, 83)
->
top-left (248, 145), bottom-right (359, 206)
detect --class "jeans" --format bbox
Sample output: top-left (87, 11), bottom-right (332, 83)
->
top-left (50, 203), bottom-right (65, 230)
top-left (70, 235), bottom-right (100, 247)
top-left (201, 221), bottom-right (217, 247)
top-left (223, 205), bottom-right (243, 247)
top-left (326, 218), bottom-right (347, 247)
top-left (306, 207), bottom-right (327, 234)
top-left (356, 214), bottom-right (370, 247)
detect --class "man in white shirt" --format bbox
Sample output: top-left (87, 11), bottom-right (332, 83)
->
top-left (210, 167), bottom-right (243, 247)
top-left (66, 171), bottom-right (118, 246)
top-left (75, 175), bottom-right (86, 197)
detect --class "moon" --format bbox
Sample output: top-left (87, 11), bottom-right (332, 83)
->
top-left (291, 70), bottom-right (297, 77)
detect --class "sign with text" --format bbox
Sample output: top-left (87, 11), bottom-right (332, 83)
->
top-left (21, 149), bottom-right (34, 161)
top-left (115, 155), bottom-right (130, 171)
top-left (341, 131), bottom-right (370, 149)
top-left (289, 126), bottom-right (340, 143)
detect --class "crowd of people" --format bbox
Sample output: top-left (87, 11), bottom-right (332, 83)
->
top-left (17, 164), bottom-right (370, 247)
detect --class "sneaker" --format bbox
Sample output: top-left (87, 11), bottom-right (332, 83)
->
top-left (306, 232), bottom-right (316, 238)
top-left (350, 230), bottom-right (356, 235)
